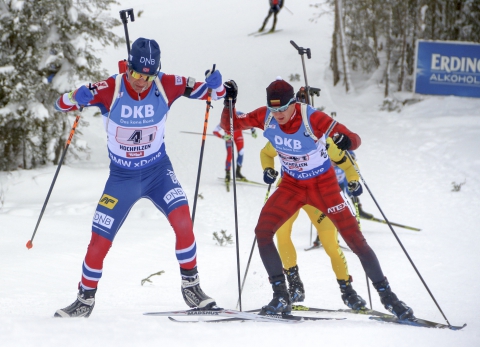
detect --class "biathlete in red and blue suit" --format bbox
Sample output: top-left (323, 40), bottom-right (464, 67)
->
top-left (53, 37), bottom-right (225, 318)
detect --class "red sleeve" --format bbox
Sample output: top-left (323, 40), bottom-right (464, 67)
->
top-left (220, 106), bottom-right (266, 132)
top-left (159, 74), bottom-right (188, 107)
top-left (55, 76), bottom-right (116, 113)
top-left (310, 111), bottom-right (361, 150)
top-left (160, 74), bottom-right (226, 107)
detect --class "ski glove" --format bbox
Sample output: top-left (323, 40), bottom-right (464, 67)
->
top-left (205, 69), bottom-right (222, 89)
top-left (332, 133), bottom-right (352, 151)
top-left (224, 80), bottom-right (238, 106)
top-left (348, 180), bottom-right (363, 197)
top-left (263, 168), bottom-right (278, 185)
top-left (73, 85), bottom-right (95, 106)
top-left (222, 134), bottom-right (232, 141)
top-left (251, 128), bottom-right (257, 139)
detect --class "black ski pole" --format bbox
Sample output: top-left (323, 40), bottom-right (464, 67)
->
top-left (119, 9), bottom-right (135, 55)
top-left (26, 114), bottom-right (81, 249)
top-left (228, 97), bottom-right (243, 311)
top-left (191, 64), bottom-right (215, 225)
top-left (345, 152), bottom-right (453, 326)
top-left (236, 183), bottom-right (272, 309)
top-left (290, 40), bottom-right (312, 105)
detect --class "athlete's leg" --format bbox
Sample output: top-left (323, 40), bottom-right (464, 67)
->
top-left (255, 181), bottom-right (305, 280)
top-left (80, 165), bottom-right (142, 290)
top-left (303, 205), bottom-right (349, 281)
top-left (55, 166), bottom-right (141, 317)
top-left (147, 157), bottom-right (197, 270)
top-left (233, 131), bottom-right (245, 167)
top-left (80, 232), bottom-right (112, 290)
top-left (148, 156), bottom-right (215, 308)
top-left (275, 209), bottom-right (300, 269)
top-left (168, 205), bottom-right (197, 270)
top-left (259, 10), bottom-right (273, 31)
top-left (306, 167), bottom-right (384, 283)
top-left (271, 12), bottom-right (278, 31)
top-left (225, 140), bottom-right (233, 172)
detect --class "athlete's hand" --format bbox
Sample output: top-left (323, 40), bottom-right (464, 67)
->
top-left (251, 129), bottom-right (258, 139)
top-left (73, 85), bottom-right (95, 105)
top-left (263, 168), bottom-right (278, 185)
top-left (224, 80), bottom-right (238, 104)
top-left (222, 134), bottom-right (232, 141)
top-left (332, 132), bottom-right (352, 151)
top-left (205, 69), bottom-right (222, 89)
top-left (348, 180), bottom-right (363, 197)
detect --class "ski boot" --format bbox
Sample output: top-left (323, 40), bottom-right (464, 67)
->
top-left (181, 267), bottom-right (216, 309)
top-left (259, 279), bottom-right (292, 315)
top-left (285, 265), bottom-right (305, 303)
top-left (236, 165), bottom-right (246, 181)
top-left (225, 169), bottom-right (231, 184)
top-left (373, 277), bottom-right (415, 320)
top-left (357, 198), bottom-right (374, 219)
top-left (54, 287), bottom-right (96, 318)
top-left (337, 277), bottom-right (367, 310)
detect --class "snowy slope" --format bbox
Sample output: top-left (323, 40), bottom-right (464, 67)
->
top-left (1, 1), bottom-right (479, 346)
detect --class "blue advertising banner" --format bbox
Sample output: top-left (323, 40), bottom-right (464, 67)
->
top-left (414, 40), bottom-right (480, 98)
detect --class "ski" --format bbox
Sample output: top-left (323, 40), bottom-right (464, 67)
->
top-left (245, 305), bottom-right (389, 317)
top-left (144, 307), bottom-right (303, 324)
top-left (369, 315), bottom-right (466, 330)
top-left (217, 177), bottom-right (266, 187)
top-left (253, 29), bottom-right (283, 37)
top-left (290, 305), bottom-right (390, 317)
top-left (359, 214), bottom-right (421, 231)
top-left (168, 314), bottom-right (341, 323)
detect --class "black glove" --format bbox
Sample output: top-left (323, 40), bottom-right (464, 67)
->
top-left (223, 80), bottom-right (238, 106)
top-left (263, 168), bottom-right (278, 185)
top-left (347, 180), bottom-right (363, 197)
top-left (332, 133), bottom-right (352, 150)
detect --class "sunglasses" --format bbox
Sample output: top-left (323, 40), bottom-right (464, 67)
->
top-left (129, 69), bottom-right (157, 82)
top-left (267, 98), bottom-right (296, 113)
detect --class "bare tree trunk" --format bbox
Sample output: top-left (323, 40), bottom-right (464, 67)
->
top-left (335, 0), bottom-right (352, 93)
top-left (398, 2), bottom-right (408, 92)
top-left (369, 0), bottom-right (380, 67)
top-left (330, 0), bottom-right (340, 86)
top-left (384, 6), bottom-right (393, 98)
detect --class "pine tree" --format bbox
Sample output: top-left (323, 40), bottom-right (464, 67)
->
top-left (0, 0), bottom-right (123, 171)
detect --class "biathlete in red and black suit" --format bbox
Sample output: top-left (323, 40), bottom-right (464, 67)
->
top-left (220, 77), bottom-right (415, 320)
top-left (53, 37), bottom-right (225, 317)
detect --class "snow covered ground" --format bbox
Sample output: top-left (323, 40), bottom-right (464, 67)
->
top-left (1, 0), bottom-right (479, 346)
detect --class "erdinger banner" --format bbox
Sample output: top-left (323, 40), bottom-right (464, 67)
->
top-left (414, 40), bottom-right (480, 98)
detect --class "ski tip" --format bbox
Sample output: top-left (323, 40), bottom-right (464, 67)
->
top-left (449, 323), bottom-right (467, 331)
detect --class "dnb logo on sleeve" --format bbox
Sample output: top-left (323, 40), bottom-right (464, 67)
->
top-left (99, 194), bottom-right (118, 209)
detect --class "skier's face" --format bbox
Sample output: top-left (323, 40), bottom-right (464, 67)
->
top-left (271, 103), bottom-right (296, 125)
top-left (127, 69), bottom-right (155, 93)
